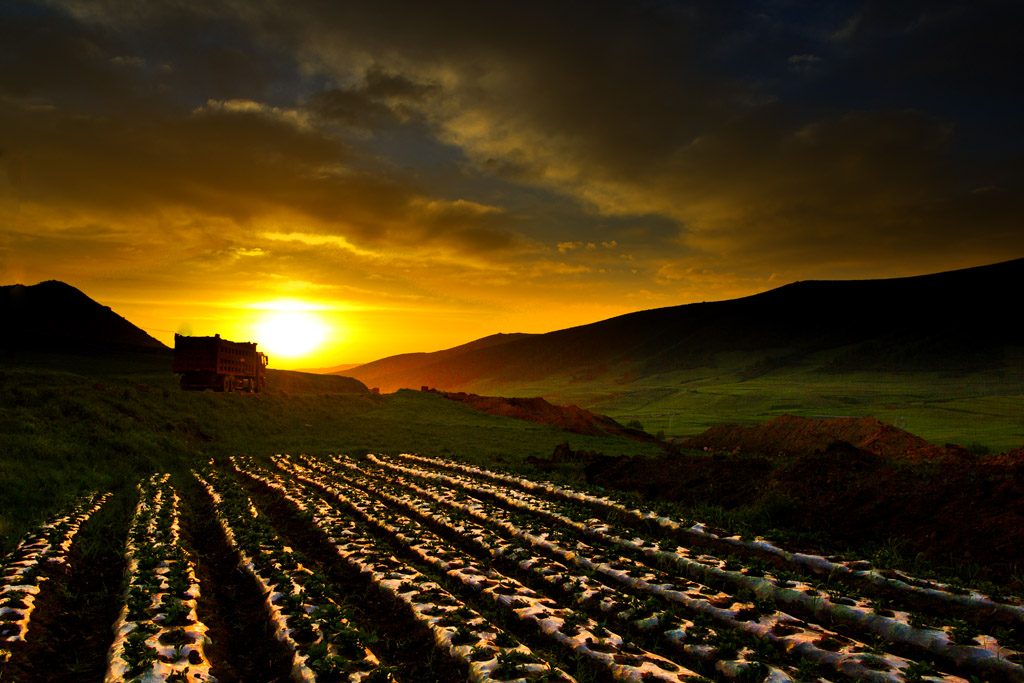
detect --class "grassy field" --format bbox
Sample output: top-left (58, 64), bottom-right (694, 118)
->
top-left (482, 352), bottom-right (1024, 452)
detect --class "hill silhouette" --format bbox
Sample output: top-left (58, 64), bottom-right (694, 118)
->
top-left (0, 281), bottom-right (167, 354)
top-left (345, 332), bottom-right (534, 390)
top-left (346, 258), bottom-right (1024, 392)
top-left (0, 280), bottom-right (372, 394)
top-left (266, 369), bottom-right (369, 395)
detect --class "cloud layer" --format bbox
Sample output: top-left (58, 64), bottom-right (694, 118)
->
top-left (2, 0), bottom-right (1021, 361)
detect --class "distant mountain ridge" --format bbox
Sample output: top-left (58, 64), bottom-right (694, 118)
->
top-left (345, 258), bottom-right (1024, 393)
top-left (0, 280), bottom-right (167, 353)
top-left (7, 258), bottom-right (1021, 395)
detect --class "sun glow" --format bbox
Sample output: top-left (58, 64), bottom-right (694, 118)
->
top-left (253, 306), bottom-right (330, 361)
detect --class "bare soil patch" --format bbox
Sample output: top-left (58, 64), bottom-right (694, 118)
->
top-left (583, 416), bottom-right (1024, 584)
top-left (181, 479), bottom-right (294, 683)
top-left (678, 414), bottom-right (948, 460)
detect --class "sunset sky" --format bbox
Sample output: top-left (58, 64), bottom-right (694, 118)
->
top-left (2, 1), bottom-right (1021, 368)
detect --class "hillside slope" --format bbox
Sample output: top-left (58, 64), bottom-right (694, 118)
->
top-left (346, 332), bottom-right (534, 390)
top-left (0, 281), bottom-right (167, 353)
top-left (266, 368), bottom-right (369, 394)
top-left (346, 258), bottom-right (1024, 392)
top-left (429, 390), bottom-right (657, 442)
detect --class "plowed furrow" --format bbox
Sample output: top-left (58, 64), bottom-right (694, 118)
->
top-left (225, 464), bottom-right (472, 683)
top-left (374, 453), bottom-right (1022, 682)
top-left (0, 492), bottom-right (130, 683)
top-left (180, 475), bottom-right (294, 683)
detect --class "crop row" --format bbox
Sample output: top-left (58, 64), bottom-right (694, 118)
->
top-left (395, 454), bottom-right (1024, 622)
top-left (296, 453), bottom-right (802, 683)
top-left (375, 453), bottom-right (1021, 682)
top-left (195, 464), bottom-right (386, 682)
top-left (0, 491), bottom-right (111, 649)
top-left (105, 473), bottom-right (215, 683)
top-left (318, 453), bottom-right (953, 683)
top-left (265, 453), bottom-right (708, 682)
top-left (3, 449), bottom-right (1020, 683)
top-left (230, 455), bottom-right (577, 683)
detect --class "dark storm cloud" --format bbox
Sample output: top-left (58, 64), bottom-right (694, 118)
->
top-left (2, 93), bottom-right (522, 254)
top-left (821, 1), bottom-right (1024, 155)
top-left (4, 0), bottom-right (1022, 297)
top-left (307, 68), bottom-right (439, 130)
top-left (291, 0), bottom-right (734, 171)
top-left (1, 0), bottom-right (303, 114)
top-left (259, 0), bottom-right (1021, 259)
top-left (0, 1), bottom-right (528, 261)
top-left (0, 4), bottom-right (138, 109)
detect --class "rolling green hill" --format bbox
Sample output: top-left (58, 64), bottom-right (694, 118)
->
top-left (344, 258), bottom-right (1024, 450)
top-left (347, 258), bottom-right (1024, 391)
top-left (341, 332), bottom-right (534, 391)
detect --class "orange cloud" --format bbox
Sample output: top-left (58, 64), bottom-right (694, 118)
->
top-left (3, 0), bottom-right (1022, 365)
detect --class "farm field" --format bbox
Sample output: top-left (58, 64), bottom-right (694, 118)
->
top-left (3, 452), bottom-right (1022, 683)
top-left (0, 361), bottom-right (664, 557)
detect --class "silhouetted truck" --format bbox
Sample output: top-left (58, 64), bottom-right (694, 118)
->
top-left (173, 334), bottom-right (267, 392)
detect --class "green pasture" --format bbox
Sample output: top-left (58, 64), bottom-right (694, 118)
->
top-left (475, 356), bottom-right (1024, 453)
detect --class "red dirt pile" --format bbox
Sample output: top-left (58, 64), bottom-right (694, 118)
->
top-left (679, 414), bottom-right (948, 460)
top-left (430, 390), bottom-right (657, 442)
top-left (990, 445), bottom-right (1024, 467)
top-left (586, 415), bottom-right (1024, 582)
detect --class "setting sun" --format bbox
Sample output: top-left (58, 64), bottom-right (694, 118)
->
top-left (253, 307), bottom-right (330, 361)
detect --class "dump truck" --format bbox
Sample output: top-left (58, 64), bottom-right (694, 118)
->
top-left (173, 333), bottom-right (268, 392)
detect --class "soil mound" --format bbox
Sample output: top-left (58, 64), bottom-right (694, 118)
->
top-left (679, 414), bottom-right (946, 461)
top-left (991, 446), bottom-right (1024, 466)
top-left (588, 417), bottom-right (1024, 581)
top-left (431, 390), bottom-right (656, 442)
